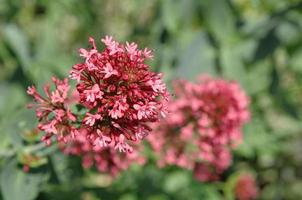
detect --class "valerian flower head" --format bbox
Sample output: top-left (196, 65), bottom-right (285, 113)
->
top-left (147, 75), bottom-right (250, 181)
top-left (27, 35), bottom-right (169, 157)
top-left (69, 36), bottom-right (169, 152)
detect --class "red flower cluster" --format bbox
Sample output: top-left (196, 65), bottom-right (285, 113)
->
top-left (61, 128), bottom-right (145, 176)
top-left (235, 173), bottom-right (258, 200)
top-left (147, 76), bottom-right (250, 181)
top-left (27, 77), bottom-right (78, 145)
top-left (27, 36), bottom-right (168, 174)
top-left (69, 36), bottom-right (169, 153)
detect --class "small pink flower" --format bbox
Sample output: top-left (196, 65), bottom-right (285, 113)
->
top-left (143, 48), bottom-right (153, 59)
top-left (114, 135), bottom-right (133, 153)
top-left (66, 109), bottom-right (77, 122)
top-left (27, 86), bottom-right (36, 95)
top-left (135, 125), bottom-right (149, 140)
top-left (84, 113), bottom-right (102, 126)
top-left (93, 129), bottom-right (111, 147)
top-left (51, 90), bottom-right (65, 103)
top-left (101, 35), bottom-right (115, 47)
top-left (79, 48), bottom-right (97, 59)
top-left (27, 86), bottom-right (44, 102)
top-left (84, 84), bottom-right (103, 103)
top-left (101, 35), bottom-right (123, 55)
top-left (101, 63), bottom-right (119, 79)
top-left (70, 127), bottom-right (79, 139)
top-left (126, 42), bottom-right (138, 60)
top-left (148, 79), bottom-right (166, 93)
top-left (133, 102), bottom-right (157, 120)
top-left (50, 77), bottom-right (69, 103)
top-left (40, 120), bottom-right (58, 134)
top-left (79, 48), bottom-right (98, 71)
top-left (69, 64), bottom-right (85, 82)
top-left (109, 96), bottom-right (129, 119)
top-left (54, 109), bottom-right (65, 122)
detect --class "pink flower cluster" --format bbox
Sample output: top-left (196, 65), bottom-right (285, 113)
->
top-left (69, 36), bottom-right (168, 153)
top-left (235, 173), bottom-right (258, 200)
top-left (27, 77), bottom-right (78, 145)
top-left (147, 76), bottom-right (250, 181)
top-left (61, 128), bottom-right (145, 176)
top-left (27, 36), bottom-right (168, 174)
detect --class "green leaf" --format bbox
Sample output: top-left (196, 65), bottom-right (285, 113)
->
top-left (2, 108), bottom-right (37, 150)
top-left (147, 194), bottom-right (168, 200)
top-left (245, 60), bottom-right (271, 95)
top-left (0, 159), bottom-right (48, 200)
top-left (176, 31), bottom-right (216, 80)
top-left (161, 0), bottom-right (195, 34)
top-left (3, 24), bottom-right (31, 72)
top-left (50, 153), bottom-right (71, 184)
top-left (235, 119), bottom-right (270, 158)
top-left (119, 193), bottom-right (138, 200)
top-left (200, 0), bottom-right (236, 43)
top-left (220, 43), bottom-right (247, 85)
top-left (163, 171), bottom-right (190, 193)
top-left (266, 111), bottom-right (302, 136)
top-left (0, 41), bottom-right (18, 80)
top-left (161, 0), bottom-right (180, 33)
top-left (276, 20), bottom-right (301, 46)
top-left (290, 48), bottom-right (302, 73)
top-left (0, 84), bottom-right (27, 119)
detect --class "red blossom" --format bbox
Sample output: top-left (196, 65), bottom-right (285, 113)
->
top-left (69, 36), bottom-right (169, 152)
top-left (61, 128), bottom-right (145, 176)
top-left (235, 173), bottom-right (258, 200)
top-left (27, 36), bottom-right (169, 172)
top-left (148, 75), bottom-right (250, 181)
top-left (27, 77), bottom-right (77, 145)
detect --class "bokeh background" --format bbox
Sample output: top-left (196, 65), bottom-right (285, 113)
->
top-left (1, 0), bottom-right (302, 199)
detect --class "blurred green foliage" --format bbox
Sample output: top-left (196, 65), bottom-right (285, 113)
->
top-left (1, 0), bottom-right (302, 199)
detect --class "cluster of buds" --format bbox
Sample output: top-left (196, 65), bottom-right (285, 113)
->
top-left (27, 36), bottom-right (169, 174)
top-left (147, 76), bottom-right (250, 181)
top-left (27, 77), bottom-right (78, 145)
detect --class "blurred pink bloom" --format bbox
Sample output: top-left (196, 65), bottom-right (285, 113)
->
top-left (148, 75), bottom-right (250, 181)
top-left (61, 128), bottom-right (145, 177)
top-left (235, 173), bottom-right (258, 200)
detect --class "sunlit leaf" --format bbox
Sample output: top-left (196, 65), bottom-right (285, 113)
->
top-left (3, 24), bottom-right (31, 71)
top-left (176, 31), bottom-right (216, 80)
top-left (163, 171), bottom-right (190, 193)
